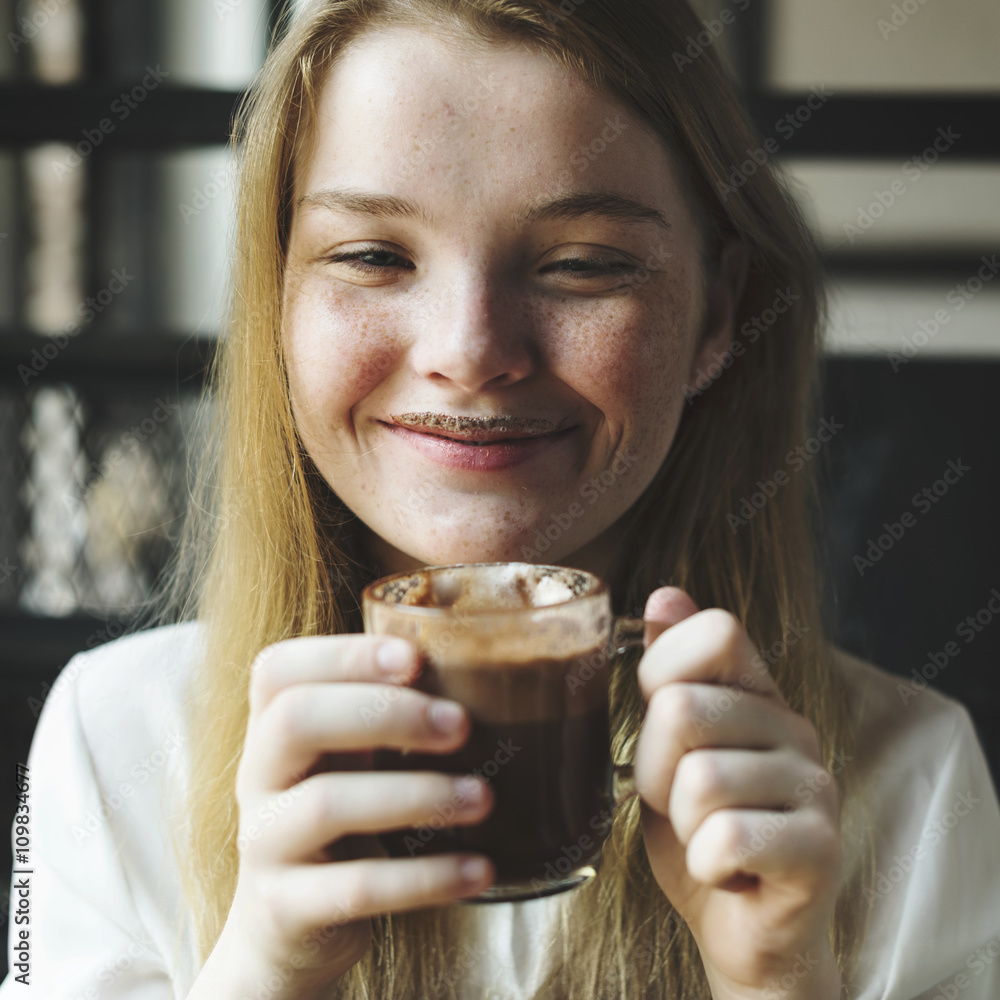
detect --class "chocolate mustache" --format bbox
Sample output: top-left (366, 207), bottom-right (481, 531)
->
top-left (390, 412), bottom-right (557, 435)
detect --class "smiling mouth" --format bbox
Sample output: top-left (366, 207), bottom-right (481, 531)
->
top-left (387, 412), bottom-right (564, 444)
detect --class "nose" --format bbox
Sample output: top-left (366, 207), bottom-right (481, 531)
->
top-left (408, 276), bottom-right (537, 393)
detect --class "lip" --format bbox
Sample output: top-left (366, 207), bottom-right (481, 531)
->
top-left (379, 421), bottom-right (577, 472)
top-left (388, 412), bottom-right (558, 442)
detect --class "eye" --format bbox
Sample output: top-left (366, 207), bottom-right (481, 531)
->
top-left (323, 246), bottom-right (415, 275)
top-left (544, 257), bottom-right (639, 279)
top-left (542, 257), bottom-right (639, 291)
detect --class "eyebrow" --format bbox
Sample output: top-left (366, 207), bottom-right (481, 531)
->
top-left (296, 187), bottom-right (671, 234)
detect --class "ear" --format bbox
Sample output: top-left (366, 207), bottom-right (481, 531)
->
top-left (687, 237), bottom-right (749, 393)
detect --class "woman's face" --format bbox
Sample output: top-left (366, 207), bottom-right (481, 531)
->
top-left (282, 25), bottom-right (740, 575)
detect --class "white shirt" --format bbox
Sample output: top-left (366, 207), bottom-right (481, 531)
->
top-left (2, 621), bottom-right (999, 999)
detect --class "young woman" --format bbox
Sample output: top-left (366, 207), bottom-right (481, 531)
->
top-left (5, 1), bottom-right (999, 998)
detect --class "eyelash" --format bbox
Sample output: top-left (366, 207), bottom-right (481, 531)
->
top-left (324, 248), bottom-right (414, 275)
top-left (323, 247), bottom-right (639, 279)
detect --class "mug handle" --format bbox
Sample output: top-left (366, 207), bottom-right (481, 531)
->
top-left (608, 616), bottom-right (647, 807)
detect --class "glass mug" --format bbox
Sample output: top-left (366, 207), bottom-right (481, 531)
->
top-left (362, 562), bottom-right (644, 902)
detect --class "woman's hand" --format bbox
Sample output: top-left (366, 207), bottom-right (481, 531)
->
top-left (206, 635), bottom-right (494, 1000)
top-left (634, 588), bottom-right (842, 1000)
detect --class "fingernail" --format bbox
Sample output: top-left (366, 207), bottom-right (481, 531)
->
top-left (376, 639), bottom-right (413, 676)
top-left (456, 777), bottom-right (485, 806)
top-left (460, 857), bottom-right (490, 885)
top-left (429, 700), bottom-right (465, 734)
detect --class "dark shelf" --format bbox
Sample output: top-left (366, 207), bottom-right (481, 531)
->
top-left (0, 612), bottom-right (141, 679)
top-left (0, 329), bottom-right (216, 387)
top-left (819, 249), bottom-right (1000, 280)
top-left (3, 86), bottom-right (1000, 159)
top-left (0, 85), bottom-right (242, 148)
top-left (747, 94), bottom-right (1000, 159)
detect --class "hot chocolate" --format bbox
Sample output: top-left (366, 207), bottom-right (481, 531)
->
top-left (375, 646), bottom-right (612, 883)
top-left (364, 563), bottom-right (618, 900)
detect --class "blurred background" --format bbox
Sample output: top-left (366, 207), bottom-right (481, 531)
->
top-left (0, 0), bottom-right (998, 971)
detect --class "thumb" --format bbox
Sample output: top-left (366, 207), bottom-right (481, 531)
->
top-left (642, 586), bottom-right (700, 646)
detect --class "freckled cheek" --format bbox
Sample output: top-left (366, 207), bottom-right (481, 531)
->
top-left (555, 308), bottom-right (691, 433)
top-left (284, 284), bottom-right (402, 420)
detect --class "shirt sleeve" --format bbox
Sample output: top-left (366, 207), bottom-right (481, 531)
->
top-left (854, 702), bottom-right (1000, 1000)
top-left (0, 651), bottom-right (173, 999)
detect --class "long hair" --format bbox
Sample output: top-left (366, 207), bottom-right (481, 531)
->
top-left (145, 1), bottom-right (873, 996)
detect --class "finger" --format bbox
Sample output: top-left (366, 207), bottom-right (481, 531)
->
top-left (668, 748), bottom-right (834, 845)
top-left (245, 684), bottom-right (471, 790)
top-left (242, 773), bottom-right (494, 863)
top-left (249, 635), bottom-right (419, 716)
top-left (277, 853), bottom-right (496, 931)
top-left (638, 607), bottom-right (783, 703)
top-left (642, 587), bottom-right (701, 646)
top-left (634, 685), bottom-right (822, 815)
top-left (685, 806), bottom-right (842, 893)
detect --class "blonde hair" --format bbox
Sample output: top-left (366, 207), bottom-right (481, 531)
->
top-left (146, 0), bottom-right (873, 996)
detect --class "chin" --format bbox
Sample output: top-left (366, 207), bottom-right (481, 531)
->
top-left (408, 528), bottom-right (595, 570)
top-left (411, 542), bottom-right (534, 568)
top-left (374, 502), bottom-right (608, 570)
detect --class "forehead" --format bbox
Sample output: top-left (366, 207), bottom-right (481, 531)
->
top-left (291, 23), bottom-right (698, 240)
